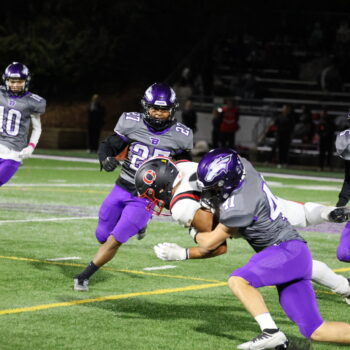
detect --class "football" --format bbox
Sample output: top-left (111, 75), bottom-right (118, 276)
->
top-left (115, 145), bottom-right (129, 161)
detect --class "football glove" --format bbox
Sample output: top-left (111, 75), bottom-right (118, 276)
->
top-left (154, 242), bottom-right (188, 261)
top-left (101, 157), bottom-right (119, 172)
top-left (19, 144), bottom-right (35, 159)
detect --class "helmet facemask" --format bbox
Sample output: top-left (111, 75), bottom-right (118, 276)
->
top-left (2, 62), bottom-right (31, 96)
top-left (141, 83), bottom-right (179, 131)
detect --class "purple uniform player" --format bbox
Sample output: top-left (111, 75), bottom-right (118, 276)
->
top-left (193, 148), bottom-right (350, 349)
top-left (0, 62), bottom-right (46, 186)
top-left (74, 82), bottom-right (193, 291)
top-left (335, 128), bottom-right (350, 263)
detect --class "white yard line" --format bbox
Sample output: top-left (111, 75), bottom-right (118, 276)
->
top-left (261, 172), bottom-right (343, 183)
top-left (32, 154), bottom-right (99, 164)
top-left (0, 216), bottom-right (98, 224)
top-left (143, 265), bottom-right (177, 271)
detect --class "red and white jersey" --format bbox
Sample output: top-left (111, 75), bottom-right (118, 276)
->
top-left (168, 161), bottom-right (331, 228)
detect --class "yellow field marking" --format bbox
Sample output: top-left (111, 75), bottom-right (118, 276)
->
top-left (0, 282), bottom-right (227, 316)
top-left (0, 255), bottom-right (223, 283)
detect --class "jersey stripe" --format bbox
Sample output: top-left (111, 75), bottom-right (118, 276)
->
top-left (170, 191), bottom-right (200, 210)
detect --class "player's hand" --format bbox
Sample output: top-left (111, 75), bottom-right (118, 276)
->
top-left (19, 145), bottom-right (35, 159)
top-left (101, 157), bottom-right (119, 172)
top-left (153, 242), bottom-right (187, 261)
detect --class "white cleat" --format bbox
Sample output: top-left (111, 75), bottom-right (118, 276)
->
top-left (237, 329), bottom-right (288, 349)
top-left (73, 278), bottom-right (89, 291)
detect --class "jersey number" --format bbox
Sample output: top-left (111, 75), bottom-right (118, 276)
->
top-left (130, 143), bottom-right (171, 170)
top-left (0, 106), bottom-right (22, 136)
top-left (262, 182), bottom-right (283, 220)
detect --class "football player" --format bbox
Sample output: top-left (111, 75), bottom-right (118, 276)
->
top-left (335, 128), bottom-right (350, 262)
top-left (135, 156), bottom-right (350, 301)
top-left (73, 82), bottom-right (193, 291)
top-left (135, 150), bottom-right (350, 349)
top-left (0, 62), bottom-right (46, 186)
top-left (136, 149), bottom-right (350, 349)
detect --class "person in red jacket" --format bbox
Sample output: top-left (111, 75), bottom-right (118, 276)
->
top-left (218, 99), bottom-right (240, 148)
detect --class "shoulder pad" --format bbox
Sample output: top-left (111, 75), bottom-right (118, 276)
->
top-left (114, 112), bottom-right (143, 136)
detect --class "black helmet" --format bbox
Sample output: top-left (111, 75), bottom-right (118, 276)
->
top-left (135, 157), bottom-right (180, 215)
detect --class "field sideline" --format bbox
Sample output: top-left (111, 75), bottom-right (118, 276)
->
top-left (0, 155), bottom-right (349, 350)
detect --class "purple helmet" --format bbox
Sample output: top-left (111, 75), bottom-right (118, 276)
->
top-left (197, 148), bottom-right (245, 205)
top-left (2, 62), bottom-right (31, 96)
top-left (141, 82), bottom-right (179, 131)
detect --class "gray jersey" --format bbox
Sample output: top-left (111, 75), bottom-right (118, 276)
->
top-left (220, 158), bottom-right (304, 252)
top-left (0, 87), bottom-right (46, 151)
top-left (115, 112), bottom-right (193, 187)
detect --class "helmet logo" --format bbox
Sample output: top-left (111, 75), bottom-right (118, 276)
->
top-left (143, 169), bottom-right (157, 185)
top-left (204, 155), bottom-right (232, 182)
top-left (145, 87), bottom-right (153, 102)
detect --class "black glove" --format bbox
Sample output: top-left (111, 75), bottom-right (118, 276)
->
top-left (101, 157), bottom-right (119, 172)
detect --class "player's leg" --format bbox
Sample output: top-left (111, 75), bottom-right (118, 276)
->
top-left (337, 221), bottom-right (350, 262)
top-left (279, 198), bottom-right (338, 227)
top-left (312, 259), bottom-right (350, 298)
top-left (229, 240), bottom-right (310, 349)
top-left (0, 159), bottom-right (21, 186)
top-left (95, 185), bottom-right (127, 243)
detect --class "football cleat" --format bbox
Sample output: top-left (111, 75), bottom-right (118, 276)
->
top-left (328, 207), bottom-right (350, 223)
top-left (73, 278), bottom-right (89, 292)
top-left (137, 225), bottom-right (147, 240)
top-left (237, 329), bottom-right (288, 349)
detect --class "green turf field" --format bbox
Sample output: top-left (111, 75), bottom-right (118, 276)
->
top-left (0, 156), bottom-right (349, 350)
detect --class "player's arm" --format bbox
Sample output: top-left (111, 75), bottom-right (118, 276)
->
top-left (188, 208), bottom-right (227, 258)
top-left (195, 224), bottom-right (237, 251)
top-left (19, 113), bottom-right (42, 159)
top-left (98, 133), bottom-right (128, 171)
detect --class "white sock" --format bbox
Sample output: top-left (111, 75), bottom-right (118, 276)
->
top-left (254, 313), bottom-right (278, 331)
top-left (312, 260), bottom-right (350, 295)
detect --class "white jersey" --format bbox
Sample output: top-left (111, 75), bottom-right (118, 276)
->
top-left (169, 161), bottom-right (331, 228)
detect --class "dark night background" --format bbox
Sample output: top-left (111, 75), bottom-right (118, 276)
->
top-left (2, 0), bottom-right (350, 101)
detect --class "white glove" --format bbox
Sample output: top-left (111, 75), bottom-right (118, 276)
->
top-left (153, 242), bottom-right (188, 261)
top-left (19, 145), bottom-right (35, 159)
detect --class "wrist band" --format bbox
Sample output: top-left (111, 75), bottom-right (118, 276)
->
top-left (185, 248), bottom-right (189, 260)
top-left (28, 143), bottom-right (36, 148)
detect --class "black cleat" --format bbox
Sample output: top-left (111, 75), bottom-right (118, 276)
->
top-left (328, 207), bottom-right (350, 223)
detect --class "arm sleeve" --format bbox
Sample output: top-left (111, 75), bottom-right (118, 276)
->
top-left (29, 113), bottom-right (42, 145)
top-left (98, 133), bottom-right (128, 162)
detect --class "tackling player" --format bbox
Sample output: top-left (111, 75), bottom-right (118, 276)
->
top-left (0, 62), bottom-right (46, 186)
top-left (135, 156), bottom-right (350, 303)
top-left (135, 150), bottom-right (350, 348)
top-left (334, 128), bottom-right (350, 262)
top-left (73, 82), bottom-right (193, 291)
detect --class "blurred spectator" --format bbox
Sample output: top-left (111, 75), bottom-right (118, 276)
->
top-left (274, 104), bottom-right (296, 168)
top-left (335, 20), bottom-right (350, 48)
top-left (317, 109), bottom-right (336, 171)
top-left (218, 99), bottom-right (240, 148)
top-left (293, 105), bottom-right (314, 143)
top-left (308, 22), bottom-right (324, 51)
top-left (87, 94), bottom-right (105, 153)
top-left (181, 99), bottom-right (197, 133)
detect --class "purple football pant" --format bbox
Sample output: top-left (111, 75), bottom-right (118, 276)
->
top-left (95, 184), bottom-right (152, 244)
top-left (0, 158), bottom-right (21, 186)
top-left (337, 221), bottom-right (350, 262)
top-left (230, 240), bottom-right (323, 338)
